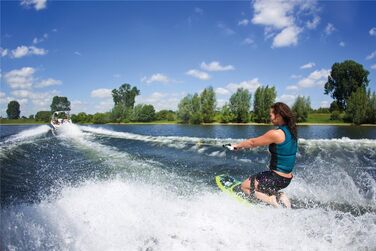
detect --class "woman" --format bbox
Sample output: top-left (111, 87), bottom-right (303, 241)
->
top-left (232, 102), bottom-right (298, 208)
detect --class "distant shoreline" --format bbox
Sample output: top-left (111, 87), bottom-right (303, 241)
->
top-left (1, 122), bottom-right (375, 126)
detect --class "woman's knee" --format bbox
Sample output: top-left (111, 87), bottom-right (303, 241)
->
top-left (242, 177), bottom-right (258, 193)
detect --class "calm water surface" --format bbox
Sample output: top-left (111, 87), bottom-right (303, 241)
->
top-left (1, 124), bottom-right (376, 250)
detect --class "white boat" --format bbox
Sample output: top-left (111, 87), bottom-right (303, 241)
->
top-left (50, 111), bottom-right (72, 131)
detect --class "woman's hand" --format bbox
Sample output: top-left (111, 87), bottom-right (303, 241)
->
top-left (223, 144), bottom-right (239, 151)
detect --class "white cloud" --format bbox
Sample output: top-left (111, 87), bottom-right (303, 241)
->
top-left (242, 38), bottom-right (255, 45)
top-left (142, 73), bottom-right (171, 84)
top-left (4, 67), bottom-right (62, 91)
top-left (200, 61), bottom-right (235, 72)
top-left (369, 27), bottom-right (376, 36)
top-left (272, 26), bottom-right (301, 48)
top-left (91, 88), bottom-right (112, 98)
top-left (306, 16), bottom-right (320, 29)
top-left (74, 51), bottom-right (82, 56)
top-left (186, 69), bottom-right (210, 80)
top-left (1, 48), bottom-right (8, 57)
top-left (217, 23), bottom-right (235, 36)
top-left (286, 85), bottom-right (298, 90)
top-left (0, 92), bottom-right (6, 98)
top-left (35, 78), bottom-right (62, 88)
top-left (252, 0), bottom-right (294, 29)
top-left (29, 46), bottom-right (46, 55)
top-left (194, 7), bottom-right (203, 15)
top-left (9, 89), bottom-right (59, 110)
top-left (339, 41), bottom-right (346, 47)
top-left (4, 67), bottom-right (35, 89)
top-left (297, 69), bottom-right (330, 88)
top-left (136, 92), bottom-right (184, 111)
top-left (290, 74), bottom-right (302, 79)
top-left (300, 62), bottom-right (315, 69)
top-left (320, 101), bottom-right (330, 108)
top-left (225, 78), bottom-right (261, 93)
top-left (33, 33), bottom-right (48, 44)
top-left (277, 94), bottom-right (296, 107)
top-left (371, 64), bottom-right (376, 70)
top-left (33, 90), bottom-right (58, 107)
top-left (21, 0), bottom-right (47, 10)
top-left (11, 45), bottom-right (47, 58)
top-left (70, 100), bottom-right (89, 114)
top-left (215, 87), bottom-right (230, 96)
top-left (251, 0), bottom-right (315, 48)
top-left (94, 100), bottom-right (113, 113)
top-left (366, 50), bottom-right (376, 60)
top-left (325, 23), bottom-right (335, 35)
top-left (11, 90), bottom-right (32, 98)
top-left (217, 98), bottom-right (227, 109)
top-left (11, 46), bottom-right (29, 58)
top-left (238, 19), bottom-right (249, 26)
top-left (0, 95), bottom-right (14, 105)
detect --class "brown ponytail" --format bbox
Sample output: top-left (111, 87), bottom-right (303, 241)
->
top-left (271, 102), bottom-right (298, 141)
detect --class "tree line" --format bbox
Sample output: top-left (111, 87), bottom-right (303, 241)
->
top-left (4, 59), bottom-right (376, 125)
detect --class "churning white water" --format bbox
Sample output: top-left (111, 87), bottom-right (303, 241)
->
top-left (1, 125), bottom-right (376, 250)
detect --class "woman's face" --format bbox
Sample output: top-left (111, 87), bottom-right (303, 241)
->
top-left (269, 108), bottom-right (281, 125)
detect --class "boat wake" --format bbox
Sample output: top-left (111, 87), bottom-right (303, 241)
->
top-left (1, 125), bottom-right (376, 250)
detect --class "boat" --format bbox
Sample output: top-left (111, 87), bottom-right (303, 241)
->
top-left (50, 111), bottom-right (72, 132)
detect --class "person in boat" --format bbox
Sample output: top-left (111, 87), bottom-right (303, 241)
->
top-left (231, 102), bottom-right (298, 208)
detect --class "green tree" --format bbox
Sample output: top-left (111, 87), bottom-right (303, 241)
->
top-left (177, 95), bottom-right (193, 123)
top-left (29, 114), bottom-right (34, 119)
top-left (120, 108), bottom-right (133, 123)
top-left (132, 104), bottom-right (156, 122)
top-left (190, 94), bottom-right (202, 124)
top-left (111, 83), bottom-right (140, 122)
top-left (330, 110), bottom-right (341, 121)
top-left (366, 91), bottom-right (376, 123)
top-left (72, 112), bottom-right (90, 123)
top-left (6, 100), bottom-right (20, 119)
top-left (292, 96), bottom-right (311, 122)
top-left (112, 83), bottom-right (140, 109)
top-left (329, 101), bottom-right (340, 113)
top-left (50, 96), bottom-right (71, 112)
top-left (324, 60), bottom-right (369, 111)
top-left (177, 94), bottom-right (202, 124)
top-left (111, 105), bottom-right (124, 122)
top-left (220, 103), bottom-right (235, 123)
top-left (92, 112), bottom-right (111, 124)
top-left (229, 88), bottom-right (251, 123)
top-left (253, 85), bottom-right (276, 123)
top-left (35, 111), bottom-right (52, 122)
top-left (155, 110), bottom-right (176, 121)
top-left (345, 87), bottom-right (368, 125)
top-left (200, 87), bottom-right (216, 123)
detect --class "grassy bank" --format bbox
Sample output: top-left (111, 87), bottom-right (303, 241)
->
top-left (0, 118), bottom-right (46, 125)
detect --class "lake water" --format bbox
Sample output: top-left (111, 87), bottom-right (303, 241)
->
top-left (1, 124), bottom-right (376, 250)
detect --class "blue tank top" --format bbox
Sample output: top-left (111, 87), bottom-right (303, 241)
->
top-left (268, 125), bottom-right (298, 173)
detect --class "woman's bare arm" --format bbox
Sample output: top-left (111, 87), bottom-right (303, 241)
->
top-left (233, 129), bottom-right (284, 149)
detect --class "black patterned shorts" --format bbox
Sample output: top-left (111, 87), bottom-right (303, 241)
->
top-left (249, 170), bottom-right (292, 196)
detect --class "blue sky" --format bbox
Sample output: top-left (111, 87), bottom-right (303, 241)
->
top-left (1, 0), bottom-right (376, 116)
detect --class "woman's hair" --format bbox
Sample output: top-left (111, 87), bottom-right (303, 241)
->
top-left (270, 102), bottom-right (298, 140)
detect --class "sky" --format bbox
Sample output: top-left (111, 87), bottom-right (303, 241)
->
top-left (1, 0), bottom-right (376, 117)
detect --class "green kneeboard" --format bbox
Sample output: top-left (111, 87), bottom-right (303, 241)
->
top-left (215, 174), bottom-right (253, 205)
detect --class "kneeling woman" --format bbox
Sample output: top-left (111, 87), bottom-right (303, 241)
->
top-left (232, 102), bottom-right (298, 208)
